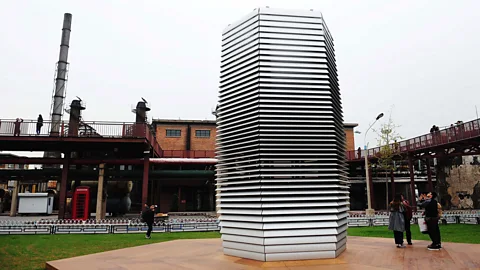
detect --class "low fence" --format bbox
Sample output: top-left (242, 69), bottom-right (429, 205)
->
top-left (0, 221), bottom-right (220, 235)
top-left (0, 211), bottom-right (478, 235)
top-left (348, 210), bottom-right (480, 227)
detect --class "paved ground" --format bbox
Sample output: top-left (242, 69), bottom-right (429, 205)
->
top-left (45, 236), bottom-right (480, 270)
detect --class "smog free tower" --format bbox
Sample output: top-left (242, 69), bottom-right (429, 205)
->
top-left (216, 7), bottom-right (348, 261)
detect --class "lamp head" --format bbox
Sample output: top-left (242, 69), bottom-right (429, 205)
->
top-left (376, 113), bottom-right (384, 121)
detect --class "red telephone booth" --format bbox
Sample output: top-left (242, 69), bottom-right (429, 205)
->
top-left (72, 186), bottom-right (90, 220)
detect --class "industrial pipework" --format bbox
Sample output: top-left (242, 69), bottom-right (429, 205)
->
top-left (67, 98), bottom-right (85, 136)
top-left (49, 13), bottom-right (72, 136)
top-left (133, 99), bottom-right (150, 124)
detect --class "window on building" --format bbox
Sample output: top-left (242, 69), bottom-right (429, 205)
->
top-left (195, 130), bottom-right (211, 138)
top-left (7, 164), bottom-right (14, 169)
top-left (166, 129), bottom-right (181, 137)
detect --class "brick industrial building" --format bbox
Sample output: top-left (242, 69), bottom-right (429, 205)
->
top-left (154, 119), bottom-right (358, 152)
top-left (154, 119), bottom-right (217, 151)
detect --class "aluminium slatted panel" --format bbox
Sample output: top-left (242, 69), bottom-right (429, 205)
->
top-left (217, 7), bottom-right (347, 262)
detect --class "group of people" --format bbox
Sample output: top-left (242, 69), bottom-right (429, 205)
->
top-left (1, 115), bottom-right (43, 136)
top-left (389, 192), bottom-right (442, 250)
top-left (429, 125), bottom-right (440, 133)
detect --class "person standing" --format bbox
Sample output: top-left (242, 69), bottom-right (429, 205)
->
top-left (419, 192), bottom-right (442, 250)
top-left (388, 194), bottom-right (406, 248)
top-left (401, 194), bottom-right (413, 245)
top-left (13, 118), bottom-right (23, 136)
top-left (142, 205), bottom-right (155, 239)
top-left (36, 114), bottom-right (43, 135)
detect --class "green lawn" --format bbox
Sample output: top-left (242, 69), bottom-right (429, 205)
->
top-left (1, 225), bottom-right (479, 270)
top-left (347, 224), bottom-right (480, 244)
top-left (0, 232), bottom-right (221, 270)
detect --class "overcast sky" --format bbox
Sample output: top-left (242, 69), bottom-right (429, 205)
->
top-left (1, 0), bottom-right (479, 150)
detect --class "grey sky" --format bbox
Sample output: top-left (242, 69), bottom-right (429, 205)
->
top-left (1, 0), bottom-right (479, 150)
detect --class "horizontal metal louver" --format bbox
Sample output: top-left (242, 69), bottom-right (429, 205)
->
top-left (216, 7), bottom-right (348, 262)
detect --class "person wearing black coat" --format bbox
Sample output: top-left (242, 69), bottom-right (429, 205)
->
top-left (36, 114), bottom-right (43, 135)
top-left (142, 205), bottom-right (155, 239)
top-left (419, 192), bottom-right (442, 250)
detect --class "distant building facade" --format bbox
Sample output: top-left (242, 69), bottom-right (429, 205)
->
top-left (153, 119), bottom-right (216, 151)
top-left (153, 119), bottom-right (356, 151)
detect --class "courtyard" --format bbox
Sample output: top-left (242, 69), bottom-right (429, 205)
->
top-left (1, 224), bottom-right (479, 270)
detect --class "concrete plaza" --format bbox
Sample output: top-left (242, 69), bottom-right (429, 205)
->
top-left (45, 236), bottom-right (480, 270)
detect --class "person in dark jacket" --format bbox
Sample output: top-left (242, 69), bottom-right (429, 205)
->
top-left (401, 194), bottom-right (413, 245)
top-left (36, 114), bottom-right (43, 135)
top-left (419, 192), bottom-right (442, 250)
top-left (142, 205), bottom-right (155, 239)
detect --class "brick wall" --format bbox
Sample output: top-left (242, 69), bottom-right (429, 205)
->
top-left (345, 128), bottom-right (355, 151)
top-left (155, 121), bottom-right (355, 152)
top-left (190, 125), bottom-right (216, 151)
top-left (156, 125), bottom-right (188, 150)
top-left (155, 123), bottom-right (216, 151)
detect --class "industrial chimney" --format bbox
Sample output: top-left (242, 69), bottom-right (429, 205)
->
top-left (49, 13), bottom-right (72, 136)
top-left (67, 98), bottom-right (85, 136)
top-left (133, 98), bottom-right (151, 124)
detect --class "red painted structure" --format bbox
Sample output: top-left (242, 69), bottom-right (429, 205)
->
top-left (2, 117), bottom-right (480, 215)
top-left (0, 119), bottom-right (161, 156)
top-left (346, 118), bottom-right (480, 161)
top-left (71, 186), bottom-right (90, 220)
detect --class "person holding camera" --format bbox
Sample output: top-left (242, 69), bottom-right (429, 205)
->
top-left (419, 192), bottom-right (442, 250)
top-left (142, 205), bottom-right (155, 239)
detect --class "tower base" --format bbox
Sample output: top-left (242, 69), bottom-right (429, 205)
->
top-left (221, 232), bottom-right (347, 262)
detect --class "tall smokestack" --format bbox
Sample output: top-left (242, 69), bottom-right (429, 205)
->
top-left (50, 13), bottom-right (72, 136)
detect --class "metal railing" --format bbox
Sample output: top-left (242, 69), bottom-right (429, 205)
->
top-left (0, 119), bottom-right (164, 156)
top-left (347, 118), bottom-right (480, 161)
top-left (161, 150), bottom-right (216, 158)
top-left (0, 119), bottom-right (152, 138)
top-left (0, 211), bottom-right (477, 235)
top-left (347, 210), bottom-right (480, 226)
top-left (0, 219), bottom-right (220, 235)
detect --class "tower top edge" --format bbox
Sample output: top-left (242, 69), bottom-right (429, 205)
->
top-left (222, 7), bottom-right (324, 34)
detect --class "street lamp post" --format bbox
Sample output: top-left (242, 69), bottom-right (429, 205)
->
top-left (364, 113), bottom-right (384, 216)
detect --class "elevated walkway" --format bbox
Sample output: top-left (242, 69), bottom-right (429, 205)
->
top-left (0, 119), bottom-right (161, 157)
top-left (347, 118), bottom-right (480, 161)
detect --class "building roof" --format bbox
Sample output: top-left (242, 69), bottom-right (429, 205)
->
top-left (344, 123), bottom-right (359, 128)
top-left (153, 119), bottom-right (358, 128)
top-left (152, 119), bottom-right (216, 125)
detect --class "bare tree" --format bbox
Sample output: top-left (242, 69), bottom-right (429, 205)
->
top-left (373, 112), bottom-right (403, 209)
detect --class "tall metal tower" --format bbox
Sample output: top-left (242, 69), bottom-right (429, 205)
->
top-left (216, 8), bottom-right (348, 261)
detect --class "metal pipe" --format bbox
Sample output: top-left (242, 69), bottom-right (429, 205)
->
top-left (364, 113), bottom-right (383, 216)
top-left (0, 169), bottom-right (214, 178)
top-left (0, 158), bottom-right (144, 165)
top-left (50, 13), bottom-right (72, 136)
top-left (0, 157), bottom-right (218, 165)
top-left (96, 163), bottom-right (105, 220)
top-left (141, 154), bottom-right (149, 207)
top-left (150, 158), bottom-right (217, 164)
